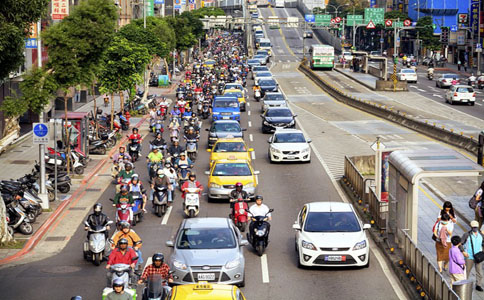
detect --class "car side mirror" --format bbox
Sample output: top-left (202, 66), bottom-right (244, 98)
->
top-left (240, 239), bottom-right (249, 246)
top-left (166, 240), bottom-right (174, 247)
top-left (204, 171), bottom-right (210, 175)
top-left (293, 114), bottom-right (298, 118)
top-left (307, 138), bottom-right (312, 143)
top-left (206, 149), bottom-right (212, 152)
top-left (267, 137), bottom-right (272, 143)
top-left (292, 223), bottom-right (301, 230)
top-left (253, 170), bottom-right (260, 175)
top-left (241, 128), bottom-right (247, 131)
top-left (363, 224), bottom-right (371, 230)
top-left (260, 114), bottom-right (264, 118)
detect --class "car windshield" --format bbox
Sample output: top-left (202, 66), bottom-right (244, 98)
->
top-left (256, 72), bottom-right (272, 77)
top-left (214, 142), bottom-right (247, 152)
top-left (176, 228), bottom-right (236, 249)
top-left (254, 55), bottom-right (265, 59)
top-left (304, 212), bottom-right (361, 232)
top-left (343, 52), bottom-right (351, 56)
top-left (259, 79), bottom-right (276, 86)
top-left (274, 133), bottom-right (305, 143)
top-left (212, 123), bottom-right (241, 132)
top-left (224, 92), bottom-right (243, 98)
top-left (402, 69), bottom-right (415, 73)
top-left (214, 100), bottom-right (238, 108)
top-left (443, 74), bottom-right (457, 79)
top-left (205, 61), bottom-right (215, 65)
top-left (264, 94), bottom-right (285, 100)
top-left (253, 67), bottom-right (269, 72)
top-left (212, 163), bottom-right (252, 176)
top-left (257, 51), bottom-right (268, 55)
top-left (266, 109), bottom-right (292, 117)
top-left (259, 42), bottom-right (271, 47)
top-left (225, 84), bottom-right (242, 90)
top-left (248, 59), bottom-right (260, 64)
top-left (457, 87), bottom-right (474, 93)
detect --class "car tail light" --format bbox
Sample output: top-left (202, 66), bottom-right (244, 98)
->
top-left (442, 79), bottom-right (447, 83)
top-left (454, 92), bottom-right (458, 97)
top-left (473, 93), bottom-right (476, 97)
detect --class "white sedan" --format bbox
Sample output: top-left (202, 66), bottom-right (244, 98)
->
top-left (445, 85), bottom-right (476, 106)
top-left (397, 68), bottom-right (418, 83)
top-left (293, 202), bottom-right (371, 268)
top-left (267, 129), bottom-right (311, 163)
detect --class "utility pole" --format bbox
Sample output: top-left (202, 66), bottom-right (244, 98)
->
top-left (479, 2), bottom-right (482, 75)
top-left (303, 21), bottom-right (307, 59)
top-left (37, 20), bottom-right (49, 209)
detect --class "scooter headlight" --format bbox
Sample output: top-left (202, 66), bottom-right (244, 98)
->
top-left (256, 229), bottom-right (266, 236)
top-left (239, 208), bottom-right (246, 214)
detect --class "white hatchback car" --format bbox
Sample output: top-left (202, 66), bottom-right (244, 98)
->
top-left (397, 68), bottom-right (417, 83)
top-left (293, 202), bottom-right (371, 268)
top-left (267, 129), bottom-right (311, 163)
top-left (445, 85), bottom-right (476, 105)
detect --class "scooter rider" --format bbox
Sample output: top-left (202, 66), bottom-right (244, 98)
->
top-left (167, 140), bottom-right (184, 157)
top-left (106, 238), bottom-right (138, 287)
top-left (129, 175), bottom-right (147, 212)
top-left (106, 278), bottom-right (131, 300)
top-left (229, 182), bottom-right (248, 217)
top-left (146, 147), bottom-right (164, 175)
top-left (84, 203), bottom-right (111, 239)
top-left (113, 186), bottom-right (134, 208)
top-left (150, 132), bottom-right (166, 151)
top-left (111, 222), bottom-right (143, 272)
top-left (151, 169), bottom-right (173, 204)
top-left (137, 253), bottom-right (173, 288)
top-left (117, 163), bottom-right (135, 193)
top-left (248, 195), bottom-right (272, 242)
top-left (112, 146), bottom-right (132, 163)
top-left (184, 127), bottom-right (200, 149)
top-left (427, 66), bottom-right (434, 79)
top-left (163, 162), bottom-right (178, 200)
top-left (128, 127), bottom-right (142, 152)
top-left (181, 173), bottom-right (203, 199)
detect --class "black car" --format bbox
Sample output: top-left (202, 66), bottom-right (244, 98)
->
top-left (256, 78), bottom-right (278, 96)
top-left (260, 107), bottom-right (296, 133)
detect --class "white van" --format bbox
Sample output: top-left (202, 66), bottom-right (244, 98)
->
top-left (258, 38), bottom-right (272, 56)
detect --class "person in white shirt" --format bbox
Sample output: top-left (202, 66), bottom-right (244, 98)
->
top-left (248, 195), bottom-right (271, 241)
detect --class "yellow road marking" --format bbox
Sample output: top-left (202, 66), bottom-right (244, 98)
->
top-left (268, 6), bottom-right (296, 57)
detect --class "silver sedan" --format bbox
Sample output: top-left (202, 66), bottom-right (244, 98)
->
top-left (166, 218), bottom-right (248, 287)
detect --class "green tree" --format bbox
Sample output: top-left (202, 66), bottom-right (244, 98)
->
top-left (417, 16), bottom-right (440, 51)
top-left (165, 15), bottom-right (198, 51)
top-left (191, 7), bottom-right (225, 18)
top-left (0, 0), bottom-right (50, 79)
top-left (384, 11), bottom-right (410, 21)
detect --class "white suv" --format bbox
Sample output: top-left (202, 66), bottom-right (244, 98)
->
top-left (267, 129), bottom-right (311, 163)
top-left (293, 202), bottom-right (371, 268)
top-left (445, 85), bottom-right (476, 105)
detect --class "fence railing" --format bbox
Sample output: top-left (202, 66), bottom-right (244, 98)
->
top-left (368, 187), bottom-right (388, 229)
top-left (401, 230), bottom-right (460, 300)
top-left (344, 156), bottom-right (365, 200)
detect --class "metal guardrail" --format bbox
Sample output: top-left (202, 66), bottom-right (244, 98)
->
top-left (344, 156), bottom-right (365, 199)
top-left (368, 187), bottom-right (387, 229)
top-left (298, 63), bottom-right (479, 155)
top-left (401, 230), bottom-right (460, 300)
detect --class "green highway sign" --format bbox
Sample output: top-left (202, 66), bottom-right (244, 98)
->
top-left (346, 15), bottom-right (364, 26)
top-left (393, 21), bottom-right (403, 28)
top-left (364, 8), bottom-right (385, 25)
top-left (315, 14), bottom-right (331, 26)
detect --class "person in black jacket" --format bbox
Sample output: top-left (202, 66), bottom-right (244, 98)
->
top-left (84, 203), bottom-right (111, 239)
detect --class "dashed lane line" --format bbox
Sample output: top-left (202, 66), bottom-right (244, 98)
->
top-left (161, 206), bottom-right (172, 225)
top-left (261, 254), bottom-right (270, 283)
top-left (249, 134), bottom-right (254, 142)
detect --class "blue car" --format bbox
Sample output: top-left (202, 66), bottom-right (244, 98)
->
top-left (212, 96), bottom-right (241, 122)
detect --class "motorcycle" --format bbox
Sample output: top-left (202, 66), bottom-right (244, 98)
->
top-left (83, 220), bottom-right (113, 266)
top-left (231, 198), bottom-right (249, 232)
top-left (115, 202), bottom-right (133, 227)
top-left (201, 101), bottom-right (210, 119)
top-left (159, 104), bottom-right (168, 120)
top-left (119, 113), bottom-right (130, 131)
top-left (141, 273), bottom-right (172, 300)
top-left (131, 191), bottom-right (144, 225)
top-left (152, 185), bottom-right (168, 217)
top-left (427, 72), bottom-right (433, 80)
top-left (152, 120), bottom-right (164, 136)
top-left (183, 187), bottom-right (200, 218)
top-left (6, 198), bottom-right (33, 235)
top-left (169, 127), bottom-right (180, 142)
top-left (468, 77), bottom-right (477, 87)
top-left (177, 165), bottom-right (191, 190)
top-left (247, 209), bottom-right (274, 256)
top-left (88, 138), bottom-right (108, 155)
top-left (103, 264), bottom-right (137, 299)
top-left (185, 138), bottom-right (198, 161)
top-left (254, 89), bottom-right (261, 101)
top-left (128, 139), bottom-right (141, 162)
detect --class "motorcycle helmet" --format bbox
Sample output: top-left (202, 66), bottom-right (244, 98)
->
top-left (189, 173), bottom-right (196, 180)
top-left (125, 163), bottom-right (133, 172)
top-left (157, 169), bottom-right (165, 177)
top-left (235, 182), bottom-right (243, 189)
top-left (119, 221), bottom-right (130, 230)
top-left (255, 195), bottom-right (263, 201)
top-left (117, 238), bottom-right (129, 248)
top-left (119, 146), bottom-right (125, 152)
top-left (132, 128), bottom-right (138, 133)
top-left (120, 185), bottom-right (129, 194)
top-left (180, 152), bottom-right (186, 157)
top-left (164, 162), bottom-right (172, 168)
top-left (93, 203), bottom-right (102, 215)
top-left (152, 253), bottom-right (164, 266)
top-left (71, 297), bottom-right (83, 300)
top-left (112, 278), bottom-right (124, 290)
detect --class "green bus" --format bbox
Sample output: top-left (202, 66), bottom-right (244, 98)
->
top-left (309, 44), bottom-right (334, 70)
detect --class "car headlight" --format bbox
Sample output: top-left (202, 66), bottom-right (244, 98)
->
top-left (288, 120), bottom-right (295, 125)
top-left (213, 112), bottom-right (220, 115)
top-left (301, 147), bottom-right (310, 154)
top-left (233, 112), bottom-right (240, 115)
top-left (301, 240), bottom-right (317, 251)
top-left (271, 146), bottom-right (281, 153)
top-left (263, 121), bottom-right (270, 126)
top-left (173, 260), bottom-right (187, 270)
top-left (210, 183), bottom-right (221, 189)
top-left (353, 240), bottom-right (367, 251)
top-left (245, 182), bottom-right (254, 188)
top-left (225, 258), bottom-right (240, 269)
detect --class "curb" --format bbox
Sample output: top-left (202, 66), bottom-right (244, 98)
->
top-left (0, 79), bottom-right (179, 266)
top-left (334, 68), bottom-right (376, 91)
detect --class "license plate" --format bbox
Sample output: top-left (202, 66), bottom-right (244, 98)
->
top-left (287, 156), bottom-right (295, 159)
top-left (197, 273), bottom-right (215, 280)
top-left (325, 255), bottom-right (345, 262)
top-left (222, 117), bottom-right (230, 119)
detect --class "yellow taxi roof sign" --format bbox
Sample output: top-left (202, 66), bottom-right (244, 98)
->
top-left (193, 281), bottom-right (213, 290)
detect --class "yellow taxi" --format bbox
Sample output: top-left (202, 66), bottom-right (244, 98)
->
top-left (170, 282), bottom-right (246, 300)
top-left (206, 157), bottom-right (259, 201)
top-left (223, 89), bottom-right (247, 111)
top-left (203, 59), bottom-right (216, 69)
top-left (207, 137), bottom-right (253, 167)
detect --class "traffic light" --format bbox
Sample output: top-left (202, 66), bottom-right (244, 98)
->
top-left (440, 27), bottom-right (449, 44)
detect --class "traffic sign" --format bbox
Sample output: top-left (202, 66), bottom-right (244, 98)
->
top-left (371, 141), bottom-right (386, 151)
top-left (335, 17), bottom-right (341, 23)
top-left (364, 8), bottom-right (385, 25)
top-left (403, 19), bottom-right (411, 27)
top-left (385, 19), bottom-right (392, 27)
top-left (366, 20), bottom-right (376, 29)
top-left (315, 14), bottom-right (331, 26)
top-left (330, 18), bottom-right (335, 24)
top-left (380, 38), bottom-right (384, 43)
top-left (305, 14), bottom-right (315, 23)
top-left (346, 15), bottom-right (364, 26)
top-left (477, 43), bottom-right (482, 52)
top-left (450, 25), bottom-right (458, 32)
top-left (33, 123), bottom-right (49, 144)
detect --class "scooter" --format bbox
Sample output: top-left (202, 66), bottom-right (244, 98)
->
top-left (128, 139), bottom-right (141, 162)
top-left (141, 273), bottom-right (173, 300)
top-left (231, 198), bottom-right (249, 232)
top-left (152, 120), bottom-right (164, 136)
top-left (115, 202), bottom-right (133, 227)
top-left (89, 139), bottom-right (108, 155)
top-left (177, 165), bottom-right (191, 190)
top-left (83, 220), bottom-right (113, 266)
top-left (131, 191), bottom-right (144, 225)
top-left (6, 199), bottom-right (33, 235)
top-left (254, 89), bottom-right (261, 101)
top-left (201, 101), bottom-right (210, 119)
top-left (247, 209), bottom-right (274, 256)
top-left (103, 264), bottom-right (137, 299)
top-left (152, 185), bottom-right (168, 217)
top-left (183, 187), bottom-right (200, 218)
top-left (185, 138), bottom-right (198, 161)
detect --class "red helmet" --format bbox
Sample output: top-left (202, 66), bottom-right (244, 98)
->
top-left (235, 182), bottom-right (243, 188)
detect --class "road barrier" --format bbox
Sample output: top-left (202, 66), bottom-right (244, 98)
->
top-left (298, 63), bottom-right (480, 156)
top-left (401, 230), bottom-right (459, 300)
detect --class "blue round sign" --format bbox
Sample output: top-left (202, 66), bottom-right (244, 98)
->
top-left (34, 124), bottom-right (48, 137)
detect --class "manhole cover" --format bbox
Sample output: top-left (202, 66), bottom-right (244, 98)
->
top-left (41, 265), bottom-right (82, 274)
top-left (11, 160), bottom-right (30, 164)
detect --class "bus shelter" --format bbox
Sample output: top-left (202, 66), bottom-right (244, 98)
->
top-left (387, 149), bottom-right (484, 245)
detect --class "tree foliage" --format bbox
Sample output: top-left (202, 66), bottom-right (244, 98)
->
top-left (0, 0), bottom-right (50, 79)
top-left (191, 7), bottom-right (225, 18)
top-left (165, 13), bottom-right (201, 51)
top-left (98, 36), bottom-right (151, 94)
top-left (385, 11), bottom-right (410, 21)
top-left (417, 16), bottom-right (440, 51)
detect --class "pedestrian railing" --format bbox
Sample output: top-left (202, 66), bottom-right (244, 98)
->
top-left (368, 187), bottom-right (388, 230)
top-left (401, 230), bottom-right (460, 300)
top-left (344, 156), bottom-right (366, 200)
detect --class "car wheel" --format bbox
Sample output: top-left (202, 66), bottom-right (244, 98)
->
top-left (450, 99), bottom-right (454, 105)
top-left (470, 102), bottom-right (475, 106)
top-left (436, 81), bottom-right (439, 87)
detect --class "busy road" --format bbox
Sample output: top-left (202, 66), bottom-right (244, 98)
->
top-left (0, 21), bottom-right (407, 300)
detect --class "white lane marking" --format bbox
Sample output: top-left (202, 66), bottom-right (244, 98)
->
top-left (261, 254), bottom-right (270, 283)
top-left (251, 150), bottom-right (256, 160)
top-left (249, 134), bottom-right (254, 142)
top-left (476, 103), bottom-right (483, 106)
top-left (248, 121), bottom-right (252, 127)
top-left (416, 88), bottom-right (426, 92)
top-left (247, 102), bottom-right (251, 107)
top-left (161, 206), bottom-right (172, 225)
top-left (432, 94), bottom-right (443, 98)
top-left (248, 110), bottom-right (251, 116)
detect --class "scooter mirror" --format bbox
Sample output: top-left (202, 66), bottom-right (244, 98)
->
top-left (269, 208), bottom-right (274, 212)
top-left (240, 239), bottom-right (249, 246)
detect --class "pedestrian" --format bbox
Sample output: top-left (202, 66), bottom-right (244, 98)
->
top-left (461, 220), bottom-right (484, 291)
top-left (464, 62), bottom-right (468, 72)
top-left (437, 201), bottom-right (457, 231)
top-left (458, 60), bottom-right (462, 71)
top-left (449, 236), bottom-right (466, 284)
top-left (434, 213), bottom-right (452, 272)
top-left (474, 181), bottom-right (484, 229)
